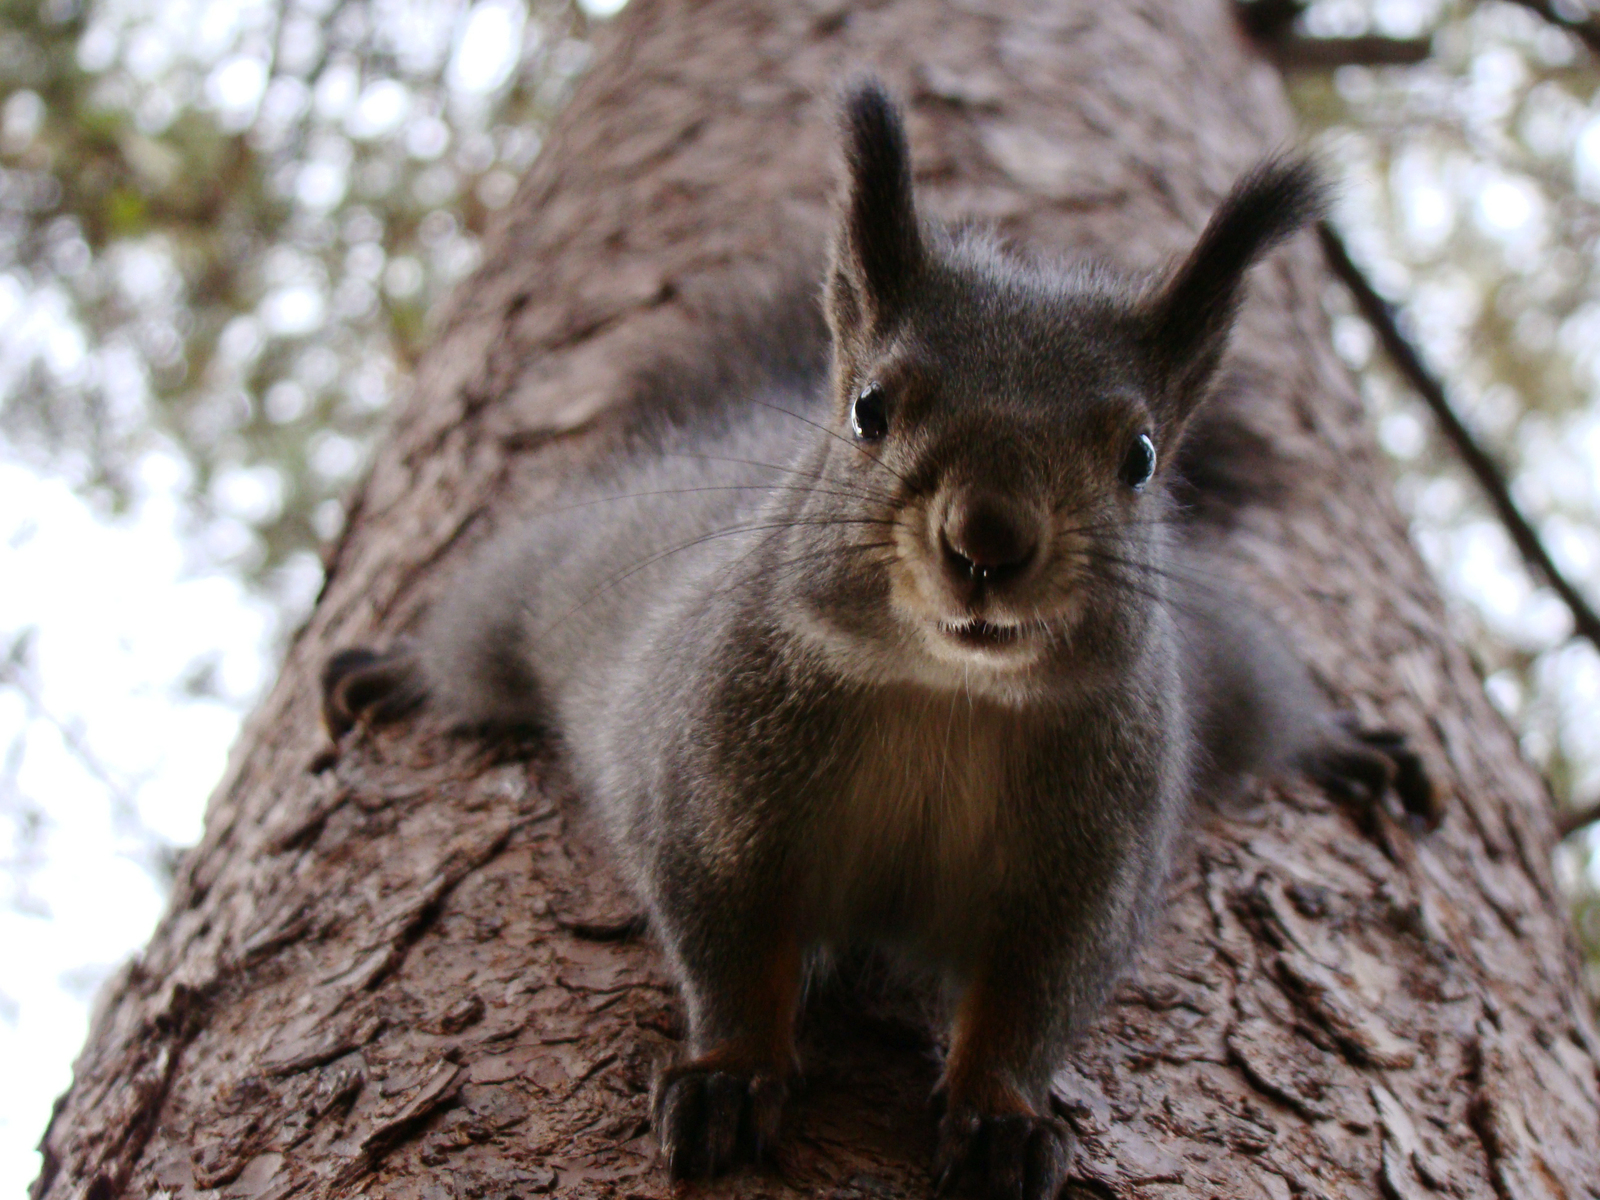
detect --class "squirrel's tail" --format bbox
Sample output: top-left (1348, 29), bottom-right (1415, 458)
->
top-left (1169, 370), bottom-right (1299, 524)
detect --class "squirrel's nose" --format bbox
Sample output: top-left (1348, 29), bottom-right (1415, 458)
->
top-left (941, 497), bottom-right (1037, 585)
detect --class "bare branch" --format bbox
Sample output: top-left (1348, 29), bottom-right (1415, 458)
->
top-left (1265, 34), bottom-right (1433, 68)
top-left (1234, 1), bottom-right (1430, 67)
top-left (1235, 0), bottom-right (1303, 40)
top-left (1318, 222), bottom-right (1600, 653)
top-left (1559, 797), bottom-right (1600, 839)
top-left (0, 632), bottom-right (141, 816)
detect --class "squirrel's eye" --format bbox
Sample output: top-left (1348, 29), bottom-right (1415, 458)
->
top-left (851, 383), bottom-right (888, 441)
top-left (1121, 433), bottom-right (1156, 490)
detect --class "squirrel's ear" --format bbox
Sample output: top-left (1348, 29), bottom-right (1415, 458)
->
top-left (826, 82), bottom-right (923, 345)
top-left (1143, 157), bottom-right (1326, 421)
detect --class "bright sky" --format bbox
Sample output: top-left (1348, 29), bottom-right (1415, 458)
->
top-left (0, 456), bottom-right (275, 1195)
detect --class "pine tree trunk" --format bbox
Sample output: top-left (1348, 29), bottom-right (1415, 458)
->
top-left (33, 1), bottom-right (1600, 1196)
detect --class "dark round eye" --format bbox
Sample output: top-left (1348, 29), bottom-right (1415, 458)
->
top-left (851, 382), bottom-right (888, 441)
top-left (1120, 433), bottom-right (1156, 490)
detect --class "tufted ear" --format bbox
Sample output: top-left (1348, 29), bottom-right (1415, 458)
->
top-left (1143, 156), bottom-right (1327, 423)
top-left (825, 81), bottom-right (924, 349)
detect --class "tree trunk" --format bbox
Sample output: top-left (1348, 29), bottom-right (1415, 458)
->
top-left (33, 1), bottom-right (1600, 1197)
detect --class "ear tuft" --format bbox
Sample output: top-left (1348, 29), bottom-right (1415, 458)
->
top-left (827, 80), bottom-right (922, 341)
top-left (1146, 156), bottom-right (1328, 408)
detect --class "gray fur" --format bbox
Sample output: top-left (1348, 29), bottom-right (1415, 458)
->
top-left (396, 84), bottom-right (1354, 1191)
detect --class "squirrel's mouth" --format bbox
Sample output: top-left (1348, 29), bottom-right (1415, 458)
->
top-left (938, 617), bottom-right (1027, 651)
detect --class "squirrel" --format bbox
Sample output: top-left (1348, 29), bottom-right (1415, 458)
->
top-left (324, 83), bottom-right (1436, 1199)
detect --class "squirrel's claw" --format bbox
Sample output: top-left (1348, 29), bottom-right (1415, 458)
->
top-left (934, 1105), bottom-right (1074, 1200)
top-left (320, 644), bottom-right (426, 737)
top-left (652, 1064), bottom-right (786, 1180)
top-left (1355, 727), bottom-right (1438, 825)
top-left (932, 1104), bottom-right (981, 1194)
top-left (1304, 718), bottom-right (1442, 830)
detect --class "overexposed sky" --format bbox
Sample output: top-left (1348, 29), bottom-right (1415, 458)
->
top-left (0, 456), bottom-right (274, 1195)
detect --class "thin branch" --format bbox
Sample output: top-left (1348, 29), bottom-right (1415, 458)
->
top-left (1235, 0), bottom-right (1303, 40)
top-left (1266, 34), bottom-right (1433, 68)
top-left (0, 631), bottom-right (148, 829)
top-left (1500, 0), bottom-right (1600, 58)
top-left (1558, 797), bottom-right (1600, 839)
top-left (1241, 0), bottom-right (1600, 59)
top-left (1234, 0), bottom-right (1431, 67)
top-left (1317, 221), bottom-right (1600, 652)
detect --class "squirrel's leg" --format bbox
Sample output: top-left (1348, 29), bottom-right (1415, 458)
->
top-left (933, 956), bottom-right (1078, 1200)
top-left (651, 909), bottom-right (802, 1179)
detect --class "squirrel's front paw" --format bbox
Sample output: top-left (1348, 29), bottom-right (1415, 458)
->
top-left (933, 1106), bottom-right (1074, 1200)
top-left (651, 1063), bottom-right (786, 1179)
top-left (321, 644), bottom-right (426, 736)
top-left (1304, 717), bottom-right (1441, 830)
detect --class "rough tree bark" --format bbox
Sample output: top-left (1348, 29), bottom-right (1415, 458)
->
top-left (33, 1), bottom-right (1600, 1197)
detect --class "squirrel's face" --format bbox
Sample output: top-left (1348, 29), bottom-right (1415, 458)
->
top-left (782, 84), bottom-right (1321, 701)
top-left (796, 257), bottom-right (1174, 700)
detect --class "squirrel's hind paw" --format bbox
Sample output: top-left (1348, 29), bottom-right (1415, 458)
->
top-left (652, 1064), bottom-right (786, 1180)
top-left (1302, 718), bottom-right (1442, 830)
top-left (933, 1107), bottom-right (1074, 1200)
top-left (320, 644), bottom-right (427, 737)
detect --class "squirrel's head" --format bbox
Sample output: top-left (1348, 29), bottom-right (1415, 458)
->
top-left (786, 81), bottom-right (1324, 702)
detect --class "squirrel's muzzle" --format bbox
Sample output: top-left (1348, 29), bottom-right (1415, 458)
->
top-left (938, 493), bottom-right (1040, 597)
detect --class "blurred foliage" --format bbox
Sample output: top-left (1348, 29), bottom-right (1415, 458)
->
top-left (1566, 835), bottom-right (1600, 995)
top-left (0, 0), bottom-right (592, 609)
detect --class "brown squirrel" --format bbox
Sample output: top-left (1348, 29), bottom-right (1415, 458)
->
top-left (324, 83), bottom-right (1434, 1199)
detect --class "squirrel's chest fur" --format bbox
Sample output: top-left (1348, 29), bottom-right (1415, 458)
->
top-left (802, 687), bottom-right (1031, 952)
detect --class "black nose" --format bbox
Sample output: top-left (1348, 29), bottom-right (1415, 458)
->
top-left (942, 497), bottom-right (1036, 586)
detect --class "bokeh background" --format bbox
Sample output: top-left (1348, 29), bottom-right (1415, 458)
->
top-left (2, 0), bottom-right (1598, 1189)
